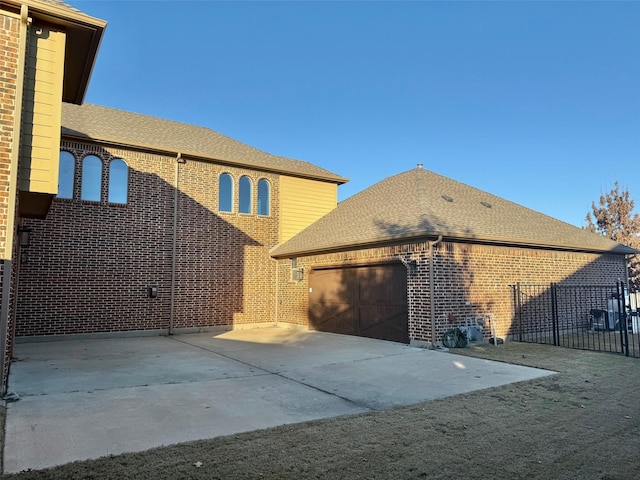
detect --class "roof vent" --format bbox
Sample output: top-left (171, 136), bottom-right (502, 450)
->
top-left (480, 201), bottom-right (492, 208)
top-left (417, 163), bottom-right (423, 169)
top-left (441, 195), bottom-right (454, 203)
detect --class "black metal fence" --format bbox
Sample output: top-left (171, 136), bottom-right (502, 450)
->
top-left (512, 282), bottom-right (640, 358)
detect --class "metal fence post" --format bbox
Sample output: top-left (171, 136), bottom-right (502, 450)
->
top-left (551, 283), bottom-right (558, 346)
top-left (616, 281), bottom-right (628, 357)
top-left (514, 283), bottom-right (522, 342)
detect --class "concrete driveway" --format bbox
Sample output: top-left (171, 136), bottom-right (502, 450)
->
top-left (4, 327), bottom-right (553, 473)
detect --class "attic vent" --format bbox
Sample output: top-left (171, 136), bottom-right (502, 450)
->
top-left (480, 201), bottom-right (492, 208)
top-left (441, 195), bottom-right (454, 203)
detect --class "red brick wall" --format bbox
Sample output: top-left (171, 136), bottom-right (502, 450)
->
top-left (16, 140), bottom-right (279, 336)
top-left (277, 240), bottom-right (627, 343)
top-left (0, 11), bottom-right (19, 259)
top-left (0, 9), bottom-right (19, 393)
top-left (421, 242), bottom-right (626, 342)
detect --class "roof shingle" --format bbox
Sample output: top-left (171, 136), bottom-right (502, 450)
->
top-left (61, 103), bottom-right (347, 184)
top-left (272, 167), bottom-right (637, 257)
top-left (32, 0), bottom-right (81, 13)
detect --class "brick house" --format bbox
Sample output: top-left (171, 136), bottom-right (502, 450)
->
top-left (1, 0), bottom-right (637, 396)
top-left (16, 102), bottom-right (346, 337)
top-left (271, 167), bottom-right (636, 346)
top-left (0, 0), bottom-right (105, 392)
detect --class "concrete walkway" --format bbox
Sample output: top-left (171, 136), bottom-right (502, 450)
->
top-left (4, 328), bottom-right (553, 473)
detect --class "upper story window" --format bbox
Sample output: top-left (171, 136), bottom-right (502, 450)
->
top-left (257, 179), bottom-right (270, 216)
top-left (108, 159), bottom-right (129, 204)
top-left (81, 155), bottom-right (102, 202)
top-left (57, 151), bottom-right (75, 199)
top-left (219, 173), bottom-right (233, 212)
top-left (239, 176), bottom-right (252, 214)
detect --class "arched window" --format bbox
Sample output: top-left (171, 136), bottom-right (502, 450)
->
top-left (108, 159), bottom-right (129, 204)
top-left (219, 173), bottom-right (233, 212)
top-left (257, 179), bottom-right (270, 216)
top-left (239, 176), bottom-right (252, 214)
top-left (57, 151), bottom-right (75, 199)
top-left (81, 155), bottom-right (102, 201)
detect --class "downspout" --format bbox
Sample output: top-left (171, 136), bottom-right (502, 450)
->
top-left (0, 5), bottom-right (30, 395)
top-left (270, 257), bottom-right (279, 325)
top-left (169, 153), bottom-right (183, 335)
top-left (429, 235), bottom-right (443, 345)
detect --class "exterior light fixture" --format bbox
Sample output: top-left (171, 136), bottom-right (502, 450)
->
top-left (18, 227), bottom-right (31, 248)
top-left (17, 227), bottom-right (32, 265)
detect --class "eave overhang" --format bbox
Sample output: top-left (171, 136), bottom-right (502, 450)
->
top-left (270, 231), bottom-right (638, 259)
top-left (2, 0), bottom-right (107, 104)
top-left (61, 130), bottom-right (349, 185)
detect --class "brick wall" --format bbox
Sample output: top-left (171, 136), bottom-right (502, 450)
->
top-left (277, 240), bottom-right (627, 343)
top-left (0, 11), bottom-right (19, 259)
top-left (16, 140), bottom-right (280, 336)
top-left (0, 8), bottom-right (19, 393)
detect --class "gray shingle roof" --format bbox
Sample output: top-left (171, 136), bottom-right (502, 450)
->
top-left (272, 167), bottom-right (637, 257)
top-left (61, 103), bottom-right (347, 183)
top-left (32, 0), bottom-right (81, 13)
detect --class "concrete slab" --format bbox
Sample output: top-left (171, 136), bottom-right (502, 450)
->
top-left (4, 328), bottom-right (554, 474)
top-left (11, 336), bottom-right (262, 396)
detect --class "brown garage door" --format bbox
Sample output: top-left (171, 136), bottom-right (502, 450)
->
top-left (308, 263), bottom-right (409, 343)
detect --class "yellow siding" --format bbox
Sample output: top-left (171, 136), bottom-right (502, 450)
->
top-left (280, 176), bottom-right (338, 242)
top-left (18, 24), bottom-right (65, 194)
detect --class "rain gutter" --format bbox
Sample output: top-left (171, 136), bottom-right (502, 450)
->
top-left (60, 132), bottom-right (348, 185)
top-left (270, 231), bottom-right (634, 259)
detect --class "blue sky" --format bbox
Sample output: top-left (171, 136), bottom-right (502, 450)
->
top-left (72, 0), bottom-right (640, 228)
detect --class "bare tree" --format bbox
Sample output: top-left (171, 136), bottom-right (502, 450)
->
top-left (586, 182), bottom-right (640, 289)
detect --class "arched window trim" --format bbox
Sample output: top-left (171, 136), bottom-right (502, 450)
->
top-left (239, 175), bottom-right (253, 214)
top-left (108, 158), bottom-right (129, 204)
top-left (219, 172), bottom-right (234, 213)
top-left (56, 150), bottom-right (75, 199)
top-left (257, 178), bottom-right (270, 216)
top-left (81, 154), bottom-right (103, 202)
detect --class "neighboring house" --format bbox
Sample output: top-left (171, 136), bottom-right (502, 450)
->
top-left (271, 167), bottom-right (636, 345)
top-left (0, 0), bottom-right (105, 392)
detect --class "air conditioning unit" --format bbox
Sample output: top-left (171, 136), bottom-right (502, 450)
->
top-left (290, 267), bottom-right (304, 282)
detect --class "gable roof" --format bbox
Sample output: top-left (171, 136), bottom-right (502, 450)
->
top-left (271, 167), bottom-right (637, 257)
top-left (61, 103), bottom-right (348, 184)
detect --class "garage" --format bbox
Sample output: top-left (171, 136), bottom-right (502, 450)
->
top-left (308, 263), bottom-right (409, 343)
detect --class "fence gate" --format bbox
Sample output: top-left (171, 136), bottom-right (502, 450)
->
top-left (512, 282), bottom-right (640, 358)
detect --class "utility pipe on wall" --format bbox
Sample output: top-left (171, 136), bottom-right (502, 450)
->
top-left (270, 256), bottom-right (279, 325)
top-left (168, 153), bottom-right (183, 335)
top-left (429, 235), bottom-right (443, 345)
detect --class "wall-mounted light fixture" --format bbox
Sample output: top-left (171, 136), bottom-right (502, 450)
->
top-left (17, 227), bottom-right (32, 264)
top-left (18, 227), bottom-right (31, 248)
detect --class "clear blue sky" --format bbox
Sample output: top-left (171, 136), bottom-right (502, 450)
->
top-left (72, 0), bottom-right (640, 228)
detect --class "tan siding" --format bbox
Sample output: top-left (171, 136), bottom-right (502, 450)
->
top-left (280, 176), bottom-right (337, 242)
top-left (18, 24), bottom-right (65, 194)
